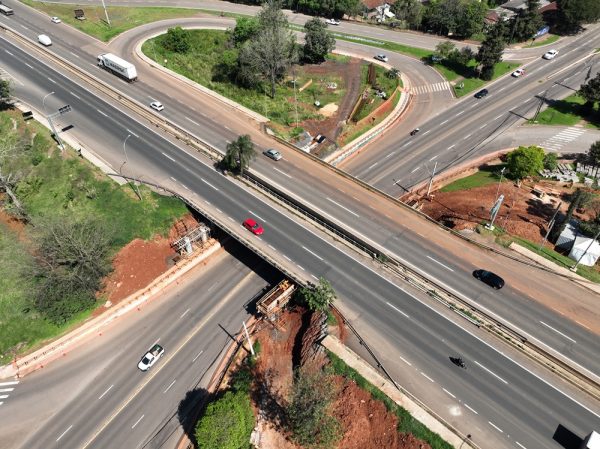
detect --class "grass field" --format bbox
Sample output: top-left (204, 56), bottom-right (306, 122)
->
top-left (525, 34), bottom-right (560, 48)
top-left (440, 165), bottom-right (506, 192)
top-left (0, 110), bottom-right (187, 360)
top-left (19, 0), bottom-right (200, 41)
top-left (529, 93), bottom-right (599, 128)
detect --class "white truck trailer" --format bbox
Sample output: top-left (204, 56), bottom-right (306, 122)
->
top-left (97, 53), bottom-right (137, 82)
top-left (581, 431), bottom-right (600, 449)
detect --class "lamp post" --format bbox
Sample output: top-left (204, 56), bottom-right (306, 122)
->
top-left (42, 91), bottom-right (65, 152)
top-left (119, 133), bottom-right (131, 176)
top-left (495, 166), bottom-right (505, 201)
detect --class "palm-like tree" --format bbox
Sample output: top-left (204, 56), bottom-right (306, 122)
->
top-left (223, 134), bottom-right (255, 174)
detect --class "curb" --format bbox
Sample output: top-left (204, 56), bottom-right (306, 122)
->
top-left (0, 241), bottom-right (222, 380)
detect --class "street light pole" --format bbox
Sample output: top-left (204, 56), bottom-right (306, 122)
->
top-left (119, 133), bottom-right (131, 176)
top-left (42, 91), bottom-right (65, 152)
top-left (495, 166), bottom-right (505, 201)
top-left (100, 0), bottom-right (111, 26)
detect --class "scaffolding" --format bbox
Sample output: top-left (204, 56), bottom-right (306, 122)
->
top-left (170, 223), bottom-right (211, 255)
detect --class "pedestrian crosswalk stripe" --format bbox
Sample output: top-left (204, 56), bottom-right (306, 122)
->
top-left (411, 81), bottom-right (451, 95)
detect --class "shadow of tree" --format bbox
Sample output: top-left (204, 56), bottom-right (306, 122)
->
top-left (252, 367), bottom-right (289, 434)
top-left (177, 387), bottom-right (209, 445)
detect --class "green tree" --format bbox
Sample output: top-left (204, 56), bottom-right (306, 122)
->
top-left (195, 390), bottom-right (255, 449)
top-left (556, 0), bottom-right (600, 34)
top-left (476, 20), bottom-right (506, 80)
top-left (543, 152), bottom-right (558, 170)
top-left (222, 134), bottom-right (255, 174)
top-left (587, 140), bottom-right (600, 166)
top-left (287, 368), bottom-right (341, 449)
top-left (505, 145), bottom-right (545, 180)
top-left (509, 0), bottom-right (544, 42)
top-left (296, 0), bottom-right (362, 18)
top-left (423, 0), bottom-right (485, 38)
top-left (578, 72), bottom-right (600, 109)
top-left (391, 0), bottom-right (423, 28)
top-left (298, 277), bottom-right (336, 312)
top-left (549, 188), bottom-right (594, 242)
top-left (454, 0), bottom-right (487, 38)
top-left (0, 79), bottom-right (11, 107)
top-left (448, 47), bottom-right (475, 66)
top-left (163, 26), bottom-right (190, 53)
top-left (232, 17), bottom-right (260, 45)
top-left (435, 41), bottom-right (456, 60)
top-left (303, 18), bottom-right (336, 64)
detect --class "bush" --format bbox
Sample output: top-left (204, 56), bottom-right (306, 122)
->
top-left (164, 26), bottom-right (190, 53)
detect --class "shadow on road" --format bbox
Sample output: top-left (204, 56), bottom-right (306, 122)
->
top-left (553, 424), bottom-right (583, 449)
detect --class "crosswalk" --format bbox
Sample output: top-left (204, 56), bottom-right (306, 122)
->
top-left (411, 81), bottom-right (452, 95)
top-left (0, 380), bottom-right (19, 406)
top-left (540, 127), bottom-right (585, 152)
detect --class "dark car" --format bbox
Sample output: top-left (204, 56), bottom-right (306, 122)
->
top-left (473, 270), bottom-right (505, 289)
top-left (474, 89), bottom-right (489, 99)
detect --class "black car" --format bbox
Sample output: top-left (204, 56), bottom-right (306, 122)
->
top-left (473, 269), bottom-right (505, 289)
top-left (474, 89), bottom-right (489, 99)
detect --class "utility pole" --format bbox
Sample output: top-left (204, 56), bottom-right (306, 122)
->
top-left (43, 92), bottom-right (69, 152)
top-left (495, 166), bottom-right (506, 202)
top-left (292, 66), bottom-right (299, 128)
top-left (100, 0), bottom-right (111, 26)
top-left (571, 228), bottom-right (600, 272)
top-left (243, 320), bottom-right (255, 356)
top-left (539, 201), bottom-right (562, 251)
top-left (426, 161), bottom-right (438, 197)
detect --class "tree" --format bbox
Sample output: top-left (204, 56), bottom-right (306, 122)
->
top-left (435, 41), bottom-right (456, 60)
top-left (556, 0), bottom-right (600, 34)
top-left (578, 72), bottom-right (600, 109)
top-left (448, 47), bottom-right (475, 66)
top-left (222, 134), bottom-right (255, 174)
top-left (505, 145), bottom-right (545, 180)
top-left (232, 17), bottom-right (260, 45)
top-left (296, 0), bottom-right (362, 18)
top-left (0, 79), bottom-right (11, 107)
top-left (422, 0), bottom-right (486, 38)
top-left (163, 26), bottom-right (190, 53)
top-left (587, 140), bottom-right (600, 166)
top-left (543, 152), bottom-right (558, 171)
top-left (303, 18), bottom-right (336, 64)
top-left (0, 127), bottom-right (28, 219)
top-left (298, 277), bottom-right (336, 312)
top-left (391, 0), bottom-right (423, 29)
top-left (454, 0), bottom-right (487, 38)
top-left (508, 0), bottom-right (544, 42)
top-left (242, 0), bottom-right (298, 98)
top-left (549, 188), bottom-right (595, 242)
top-left (476, 20), bottom-right (506, 80)
top-left (195, 390), bottom-right (255, 449)
top-left (287, 368), bottom-right (341, 449)
top-left (33, 215), bottom-right (113, 324)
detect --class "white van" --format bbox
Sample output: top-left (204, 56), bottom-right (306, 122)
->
top-left (37, 34), bottom-right (52, 46)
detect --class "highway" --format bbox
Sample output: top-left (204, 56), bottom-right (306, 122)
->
top-left (1, 25), bottom-right (599, 449)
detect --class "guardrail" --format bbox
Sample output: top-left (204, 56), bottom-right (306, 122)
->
top-left (5, 23), bottom-right (599, 399)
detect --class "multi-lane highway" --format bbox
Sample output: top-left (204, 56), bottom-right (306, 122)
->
top-left (1, 2), bottom-right (600, 448)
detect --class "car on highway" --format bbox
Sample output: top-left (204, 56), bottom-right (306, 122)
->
top-left (512, 68), bottom-right (525, 77)
top-left (51, 16), bottom-right (61, 24)
top-left (543, 49), bottom-right (558, 60)
top-left (264, 149), bottom-right (282, 161)
top-left (474, 88), bottom-right (489, 99)
top-left (374, 54), bottom-right (389, 63)
top-left (150, 101), bottom-right (164, 112)
top-left (138, 344), bottom-right (164, 371)
top-left (473, 269), bottom-right (505, 289)
top-left (37, 34), bottom-right (52, 46)
top-left (243, 218), bottom-right (264, 235)
top-left (325, 18), bottom-right (340, 25)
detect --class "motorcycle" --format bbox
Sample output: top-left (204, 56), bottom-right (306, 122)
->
top-left (410, 128), bottom-right (420, 136)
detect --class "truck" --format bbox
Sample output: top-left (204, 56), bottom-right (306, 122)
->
top-left (581, 431), bottom-right (600, 449)
top-left (97, 53), bottom-right (137, 82)
top-left (0, 5), bottom-right (15, 15)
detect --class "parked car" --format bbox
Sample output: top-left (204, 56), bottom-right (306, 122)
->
top-left (374, 54), bottom-right (389, 63)
top-left (325, 18), bottom-right (340, 25)
top-left (37, 34), bottom-right (52, 46)
top-left (474, 88), bottom-right (489, 99)
top-left (512, 68), bottom-right (525, 77)
top-left (50, 16), bottom-right (61, 24)
top-left (138, 344), bottom-right (164, 371)
top-left (543, 49), bottom-right (558, 60)
top-left (150, 101), bottom-right (164, 112)
top-left (243, 218), bottom-right (264, 235)
top-left (264, 149), bottom-right (282, 161)
top-left (473, 270), bottom-right (505, 289)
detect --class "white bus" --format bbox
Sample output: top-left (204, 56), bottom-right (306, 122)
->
top-left (0, 5), bottom-right (14, 15)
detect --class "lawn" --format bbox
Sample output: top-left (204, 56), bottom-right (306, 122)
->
top-left (440, 165), bottom-right (506, 192)
top-left (525, 34), bottom-right (560, 48)
top-left (453, 61), bottom-right (520, 97)
top-left (19, 0), bottom-right (201, 41)
top-left (0, 110), bottom-right (188, 359)
top-left (529, 93), bottom-right (600, 128)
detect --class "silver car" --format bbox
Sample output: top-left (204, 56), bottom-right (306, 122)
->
top-left (264, 149), bottom-right (282, 161)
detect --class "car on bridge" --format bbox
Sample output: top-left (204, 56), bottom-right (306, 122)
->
top-left (150, 101), bottom-right (164, 112)
top-left (243, 218), bottom-right (264, 235)
top-left (473, 270), bottom-right (505, 289)
top-left (138, 344), bottom-right (164, 371)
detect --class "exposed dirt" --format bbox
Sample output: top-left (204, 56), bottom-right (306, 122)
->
top-left (251, 308), bottom-right (430, 449)
top-left (0, 205), bottom-right (27, 240)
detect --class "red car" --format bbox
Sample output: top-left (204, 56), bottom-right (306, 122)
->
top-left (243, 218), bottom-right (264, 235)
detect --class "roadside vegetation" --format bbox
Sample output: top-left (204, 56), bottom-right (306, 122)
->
top-left (0, 105), bottom-right (187, 362)
top-left (440, 164), bottom-right (507, 192)
top-left (19, 1), bottom-right (200, 41)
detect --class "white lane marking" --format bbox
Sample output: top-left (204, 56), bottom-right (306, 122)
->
top-left (386, 301), bottom-right (410, 318)
top-left (576, 321), bottom-right (591, 331)
top-left (283, 255), bottom-right (292, 262)
top-left (185, 116), bottom-right (200, 126)
top-left (162, 152), bottom-right (176, 162)
top-left (56, 425), bottom-right (73, 442)
top-left (447, 145), bottom-right (455, 150)
top-left (131, 414), bottom-right (144, 429)
top-left (494, 114), bottom-right (503, 120)
top-left (0, 395), bottom-right (8, 399)
top-left (443, 388), bottom-right (455, 398)
top-left (228, 216), bottom-right (234, 222)
top-left (216, 208), bottom-right (222, 213)
top-left (488, 421), bottom-right (503, 433)
top-left (426, 256), bottom-right (454, 272)
top-left (399, 356), bottom-right (412, 366)
top-left (369, 162), bottom-right (379, 169)
top-left (0, 402), bottom-right (3, 405)
top-left (302, 246), bottom-right (324, 261)
top-left (163, 380), bottom-right (176, 393)
top-left (311, 274), bottom-right (319, 281)
top-left (464, 404), bottom-right (478, 414)
top-left (170, 176), bottom-right (177, 182)
top-left (474, 360), bottom-right (508, 384)
top-left (422, 130), bottom-right (430, 135)
top-left (539, 321), bottom-right (577, 343)
top-left (411, 167), bottom-right (419, 173)
top-left (201, 178), bottom-right (219, 191)
top-left (24, 62), bottom-right (34, 69)
top-left (5, 50), bottom-right (14, 56)
top-left (440, 119), bottom-right (448, 125)
top-left (297, 264), bottom-right (305, 271)
top-left (456, 110), bottom-right (464, 116)
top-left (497, 86), bottom-right (506, 92)
top-left (401, 142), bottom-right (410, 148)
top-left (516, 442), bottom-right (527, 449)
top-left (384, 152), bottom-right (395, 159)
top-left (463, 133), bottom-right (472, 140)
top-left (429, 155), bottom-right (438, 161)
top-left (70, 91), bottom-right (81, 100)
top-left (249, 210), bottom-right (265, 222)
top-left (96, 109), bottom-right (108, 118)
top-left (204, 200), bottom-right (211, 205)
top-left (420, 372), bottom-right (435, 382)
top-left (180, 183), bottom-right (189, 190)
top-left (0, 388), bottom-right (14, 392)
top-left (268, 244), bottom-right (275, 250)
top-left (126, 129), bottom-right (139, 138)
top-left (326, 197), bottom-right (359, 217)
top-left (21, 25), bottom-right (29, 30)
top-left (69, 51), bottom-right (80, 59)
top-left (192, 350), bottom-right (204, 362)
top-left (479, 124), bottom-right (487, 129)
top-left (0, 381), bottom-right (19, 386)
top-left (47, 77), bottom-right (57, 84)
top-left (273, 167), bottom-right (292, 178)
top-left (180, 308), bottom-right (190, 319)
top-left (98, 385), bottom-right (114, 400)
